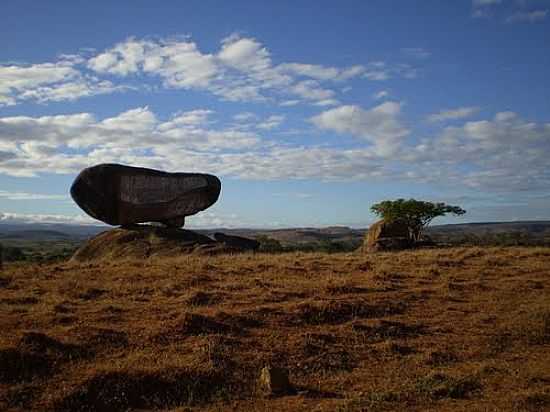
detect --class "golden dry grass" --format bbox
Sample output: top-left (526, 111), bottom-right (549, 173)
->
top-left (1, 247), bottom-right (550, 411)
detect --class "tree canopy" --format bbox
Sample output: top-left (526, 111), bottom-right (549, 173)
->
top-left (370, 199), bottom-right (466, 241)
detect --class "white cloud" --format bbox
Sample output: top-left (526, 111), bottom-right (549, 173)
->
top-left (88, 37), bottom-right (219, 88)
top-left (278, 63), bottom-right (365, 81)
top-left (472, 0), bottom-right (503, 17)
top-left (158, 109), bottom-right (213, 128)
top-left (427, 106), bottom-right (480, 122)
top-left (401, 48), bottom-right (431, 59)
top-left (473, 0), bottom-right (502, 6)
top-left (218, 35), bottom-right (271, 72)
top-left (408, 111), bottom-right (550, 190)
top-left (313, 99), bottom-right (340, 107)
top-left (0, 212), bottom-right (97, 225)
top-left (273, 192), bottom-right (314, 199)
top-left (362, 62), bottom-right (390, 81)
top-left (0, 191), bottom-right (67, 200)
top-left (2, 35), bottom-right (419, 108)
top-left (373, 90), bottom-right (390, 100)
top-left (84, 35), bottom-right (417, 106)
top-left (310, 102), bottom-right (410, 155)
top-left (279, 100), bottom-right (300, 107)
top-left (257, 115), bottom-right (285, 130)
top-left (0, 208), bottom-right (248, 228)
top-left (0, 61), bottom-right (126, 106)
top-left (506, 9), bottom-right (548, 23)
top-left (1, 104), bottom-right (550, 193)
top-left (233, 112), bottom-right (257, 122)
top-left (289, 79), bottom-right (336, 102)
top-left (0, 107), bottom-right (261, 177)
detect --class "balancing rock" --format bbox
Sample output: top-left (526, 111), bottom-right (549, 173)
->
top-left (70, 164), bottom-right (221, 227)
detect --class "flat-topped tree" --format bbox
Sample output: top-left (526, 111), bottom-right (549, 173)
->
top-left (370, 199), bottom-right (466, 242)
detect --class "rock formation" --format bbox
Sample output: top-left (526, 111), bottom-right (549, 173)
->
top-left (70, 164), bottom-right (221, 228)
top-left (364, 219), bottom-right (411, 251)
top-left (70, 226), bottom-right (260, 262)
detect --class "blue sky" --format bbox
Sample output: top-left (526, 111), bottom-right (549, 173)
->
top-left (1, 0), bottom-right (549, 228)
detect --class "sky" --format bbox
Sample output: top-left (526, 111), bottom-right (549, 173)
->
top-left (1, 0), bottom-right (549, 228)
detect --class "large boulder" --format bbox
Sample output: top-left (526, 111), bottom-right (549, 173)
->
top-left (364, 219), bottom-right (411, 252)
top-left (213, 233), bottom-right (260, 252)
top-left (70, 164), bottom-right (221, 228)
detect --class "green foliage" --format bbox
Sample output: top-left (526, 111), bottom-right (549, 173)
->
top-left (255, 235), bottom-right (359, 254)
top-left (371, 198), bottom-right (466, 241)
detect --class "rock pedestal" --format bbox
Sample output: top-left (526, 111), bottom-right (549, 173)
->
top-left (70, 226), bottom-right (259, 262)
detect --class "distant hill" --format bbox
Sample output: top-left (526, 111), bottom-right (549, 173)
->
top-left (0, 223), bottom-right (106, 240)
top-left (199, 227), bottom-right (366, 246)
top-left (1, 220), bottom-right (550, 248)
top-left (427, 221), bottom-right (550, 234)
top-left (0, 229), bottom-right (72, 241)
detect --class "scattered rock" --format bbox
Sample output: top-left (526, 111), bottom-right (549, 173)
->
top-left (258, 366), bottom-right (292, 396)
top-left (70, 163), bottom-right (221, 227)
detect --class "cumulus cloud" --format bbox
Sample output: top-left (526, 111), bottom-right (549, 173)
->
top-left (233, 112), bottom-right (258, 122)
top-left (0, 107), bottom-right (261, 177)
top-left (473, 0), bottom-right (502, 6)
top-left (471, 0), bottom-right (547, 22)
top-left (373, 90), bottom-right (390, 100)
top-left (0, 61), bottom-right (126, 106)
top-left (257, 115), bottom-right (285, 130)
top-left (427, 107), bottom-right (480, 122)
top-left (2, 101), bottom-right (548, 194)
top-left (0, 190), bottom-right (67, 200)
top-left (0, 105), bottom-right (405, 183)
top-left (408, 111), bottom-right (550, 190)
top-left (472, 0), bottom-right (502, 17)
top-left (506, 9), bottom-right (548, 23)
top-left (83, 34), bottom-right (417, 106)
top-left (1, 34), bottom-right (420, 108)
top-left (310, 102), bottom-right (410, 155)
top-left (0, 212), bottom-right (97, 225)
top-left (401, 48), bottom-right (431, 59)
top-left (278, 63), bottom-right (365, 81)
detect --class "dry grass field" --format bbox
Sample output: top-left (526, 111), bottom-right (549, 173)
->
top-left (1, 247), bottom-right (549, 411)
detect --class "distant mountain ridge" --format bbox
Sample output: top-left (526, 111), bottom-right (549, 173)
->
top-left (2, 220), bottom-right (550, 245)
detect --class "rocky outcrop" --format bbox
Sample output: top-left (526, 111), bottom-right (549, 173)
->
top-left (70, 225), bottom-right (215, 262)
top-left (70, 164), bottom-right (221, 228)
top-left (70, 226), bottom-right (259, 262)
top-left (213, 233), bottom-right (260, 252)
top-left (364, 219), bottom-right (411, 252)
